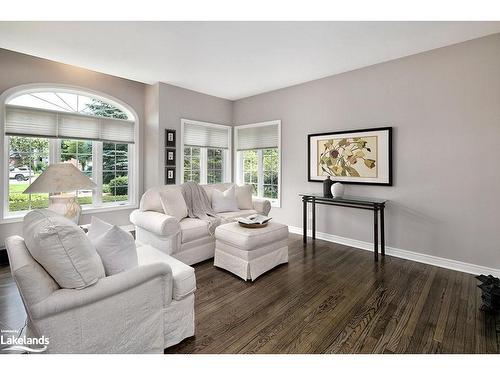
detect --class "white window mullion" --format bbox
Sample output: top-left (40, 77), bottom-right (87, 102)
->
top-left (200, 148), bottom-right (208, 184)
top-left (257, 149), bottom-right (264, 198)
top-left (93, 142), bottom-right (103, 206)
top-left (128, 143), bottom-right (135, 206)
top-left (51, 138), bottom-right (60, 164)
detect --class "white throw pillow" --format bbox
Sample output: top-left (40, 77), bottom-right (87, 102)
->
top-left (88, 217), bottom-right (138, 276)
top-left (159, 188), bottom-right (188, 222)
top-left (87, 215), bottom-right (113, 238)
top-left (212, 185), bottom-right (240, 213)
top-left (235, 184), bottom-right (253, 210)
top-left (23, 209), bottom-right (105, 289)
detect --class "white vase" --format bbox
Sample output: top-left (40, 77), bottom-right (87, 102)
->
top-left (331, 182), bottom-right (345, 198)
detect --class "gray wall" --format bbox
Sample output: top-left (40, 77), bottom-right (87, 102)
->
top-left (233, 33), bottom-right (500, 270)
top-left (0, 48), bottom-right (146, 247)
top-left (143, 82), bottom-right (233, 189)
top-left (0, 49), bottom-right (233, 249)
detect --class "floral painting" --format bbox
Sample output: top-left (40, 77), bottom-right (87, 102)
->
top-left (308, 127), bottom-right (392, 185)
top-left (317, 136), bottom-right (378, 178)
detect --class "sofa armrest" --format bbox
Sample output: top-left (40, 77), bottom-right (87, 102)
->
top-left (130, 210), bottom-right (180, 236)
top-left (30, 263), bottom-right (172, 320)
top-left (252, 198), bottom-right (271, 216)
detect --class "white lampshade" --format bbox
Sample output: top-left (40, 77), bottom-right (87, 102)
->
top-left (23, 163), bottom-right (97, 194)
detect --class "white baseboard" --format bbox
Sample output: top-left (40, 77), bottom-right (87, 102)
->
top-left (288, 226), bottom-right (500, 277)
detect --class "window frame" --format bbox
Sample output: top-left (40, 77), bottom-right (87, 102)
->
top-left (234, 120), bottom-right (282, 207)
top-left (0, 84), bottom-right (139, 222)
top-left (180, 119), bottom-right (232, 185)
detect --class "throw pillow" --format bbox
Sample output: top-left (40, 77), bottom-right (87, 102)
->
top-left (23, 209), bottom-right (105, 289)
top-left (212, 185), bottom-right (239, 213)
top-left (159, 188), bottom-right (188, 222)
top-left (89, 221), bottom-right (138, 276)
top-left (87, 215), bottom-right (113, 239)
top-left (235, 184), bottom-right (253, 210)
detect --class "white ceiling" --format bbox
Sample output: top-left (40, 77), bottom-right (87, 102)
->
top-left (1, 21), bottom-right (500, 100)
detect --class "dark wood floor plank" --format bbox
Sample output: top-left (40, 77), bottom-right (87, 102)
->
top-left (405, 268), bottom-right (449, 353)
top-left (440, 271), bottom-right (464, 353)
top-left (390, 267), bottom-right (437, 353)
top-left (1, 233), bottom-right (498, 354)
top-left (325, 257), bottom-right (415, 354)
top-left (370, 261), bottom-right (431, 353)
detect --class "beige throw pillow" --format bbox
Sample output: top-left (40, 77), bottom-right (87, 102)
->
top-left (235, 184), bottom-right (253, 210)
top-left (212, 185), bottom-right (240, 213)
top-left (159, 188), bottom-right (188, 222)
top-left (88, 217), bottom-right (138, 276)
top-left (23, 209), bottom-right (105, 289)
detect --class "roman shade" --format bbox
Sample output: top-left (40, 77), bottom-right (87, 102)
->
top-left (236, 123), bottom-right (279, 151)
top-left (5, 104), bottom-right (135, 144)
top-left (183, 121), bottom-right (230, 149)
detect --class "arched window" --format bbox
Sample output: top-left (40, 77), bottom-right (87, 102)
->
top-left (3, 87), bottom-right (137, 217)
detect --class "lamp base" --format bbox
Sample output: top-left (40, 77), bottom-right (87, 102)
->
top-left (48, 196), bottom-right (82, 224)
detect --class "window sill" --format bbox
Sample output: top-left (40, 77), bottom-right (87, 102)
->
top-left (0, 203), bottom-right (138, 224)
top-left (270, 200), bottom-right (281, 208)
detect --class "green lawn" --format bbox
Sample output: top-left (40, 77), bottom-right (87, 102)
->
top-left (8, 181), bottom-right (128, 211)
top-left (9, 182), bottom-right (29, 194)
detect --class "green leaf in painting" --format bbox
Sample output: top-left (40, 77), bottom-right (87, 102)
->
top-left (345, 166), bottom-right (360, 177)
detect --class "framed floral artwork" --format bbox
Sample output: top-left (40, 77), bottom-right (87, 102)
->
top-left (308, 127), bottom-right (392, 185)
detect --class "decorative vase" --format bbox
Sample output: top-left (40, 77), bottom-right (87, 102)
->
top-left (323, 175), bottom-right (333, 197)
top-left (331, 182), bottom-right (345, 198)
top-left (49, 195), bottom-right (82, 224)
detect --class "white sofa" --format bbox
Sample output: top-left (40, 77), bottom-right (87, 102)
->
top-left (5, 236), bottom-right (195, 353)
top-left (130, 183), bottom-right (271, 265)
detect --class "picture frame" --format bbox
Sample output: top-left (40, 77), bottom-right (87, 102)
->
top-left (308, 127), bottom-right (392, 186)
top-left (165, 129), bottom-right (176, 148)
top-left (165, 148), bottom-right (176, 166)
top-left (165, 167), bottom-right (176, 185)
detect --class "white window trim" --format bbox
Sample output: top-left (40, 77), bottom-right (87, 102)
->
top-left (180, 119), bottom-right (232, 184)
top-left (0, 83), bottom-right (140, 221)
top-left (234, 120), bottom-right (282, 208)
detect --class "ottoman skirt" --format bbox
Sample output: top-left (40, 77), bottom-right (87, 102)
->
top-left (214, 222), bottom-right (289, 281)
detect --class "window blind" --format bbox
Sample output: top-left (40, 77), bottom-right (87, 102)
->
top-left (236, 123), bottom-right (279, 151)
top-left (183, 122), bottom-right (230, 149)
top-left (5, 104), bottom-right (135, 144)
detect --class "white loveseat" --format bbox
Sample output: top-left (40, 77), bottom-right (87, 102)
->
top-left (130, 183), bottom-right (271, 265)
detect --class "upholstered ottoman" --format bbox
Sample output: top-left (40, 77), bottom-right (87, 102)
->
top-left (214, 222), bottom-right (289, 281)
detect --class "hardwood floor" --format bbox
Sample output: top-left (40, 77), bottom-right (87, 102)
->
top-left (1, 234), bottom-right (498, 353)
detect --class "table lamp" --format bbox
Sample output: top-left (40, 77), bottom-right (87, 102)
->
top-left (23, 163), bottom-right (97, 224)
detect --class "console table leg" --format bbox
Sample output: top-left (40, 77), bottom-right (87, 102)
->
top-left (312, 198), bottom-right (316, 240)
top-left (380, 206), bottom-right (385, 256)
top-left (303, 198), bottom-right (307, 244)
top-left (373, 207), bottom-right (379, 261)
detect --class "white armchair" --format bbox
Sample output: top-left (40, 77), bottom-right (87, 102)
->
top-left (5, 235), bottom-right (195, 353)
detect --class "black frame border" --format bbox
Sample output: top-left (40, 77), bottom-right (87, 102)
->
top-left (307, 126), bottom-right (393, 186)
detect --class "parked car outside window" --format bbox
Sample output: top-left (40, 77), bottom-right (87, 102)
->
top-left (9, 166), bottom-right (34, 181)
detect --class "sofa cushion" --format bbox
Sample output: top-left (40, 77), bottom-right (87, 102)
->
top-left (212, 185), bottom-right (239, 213)
top-left (88, 217), bottom-right (138, 276)
top-left (218, 209), bottom-right (257, 222)
top-left (159, 189), bottom-right (188, 222)
top-left (179, 218), bottom-right (209, 243)
top-left (235, 185), bottom-right (253, 210)
top-left (201, 183), bottom-right (233, 204)
top-left (137, 245), bottom-right (196, 300)
top-left (23, 209), bottom-right (105, 289)
top-left (215, 221), bottom-right (289, 250)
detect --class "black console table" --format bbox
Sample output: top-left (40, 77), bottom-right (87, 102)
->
top-left (299, 193), bottom-right (387, 261)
